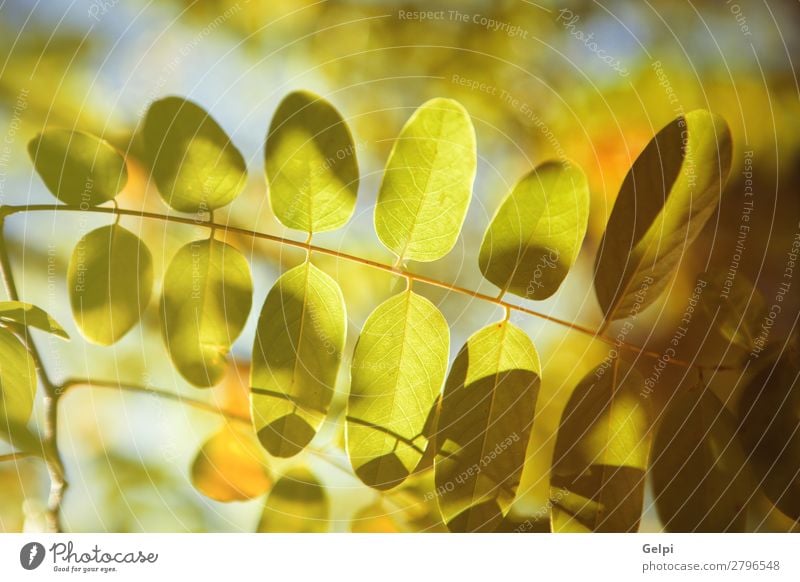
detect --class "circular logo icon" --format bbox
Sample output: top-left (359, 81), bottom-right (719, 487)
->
top-left (20, 542), bottom-right (46, 570)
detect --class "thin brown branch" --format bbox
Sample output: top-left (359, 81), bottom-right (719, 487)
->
top-left (0, 452), bottom-right (33, 463)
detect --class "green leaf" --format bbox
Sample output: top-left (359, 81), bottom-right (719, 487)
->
top-left (479, 160), bottom-right (589, 300)
top-left (28, 129), bottom-right (127, 206)
top-left (251, 262), bottom-right (346, 457)
top-left (594, 110), bottom-right (733, 323)
top-left (550, 359), bottom-right (651, 532)
top-left (265, 90), bottom-right (359, 233)
top-left (68, 225), bottom-right (153, 346)
top-left (700, 273), bottom-right (766, 352)
top-left (144, 97), bottom-right (247, 213)
top-left (0, 301), bottom-right (69, 340)
top-left (257, 467), bottom-right (328, 532)
top-left (434, 321), bottom-right (540, 532)
top-left (161, 239), bottom-right (252, 387)
top-left (190, 423), bottom-right (271, 502)
top-left (651, 390), bottom-right (753, 531)
top-left (347, 290), bottom-right (449, 490)
top-left (738, 350), bottom-right (800, 520)
top-left (375, 98), bottom-right (477, 263)
top-left (0, 328), bottom-right (37, 449)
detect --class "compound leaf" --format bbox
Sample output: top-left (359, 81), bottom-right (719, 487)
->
top-left (0, 328), bottom-right (37, 449)
top-left (68, 225), bottom-right (153, 346)
top-left (265, 90), bottom-right (359, 233)
top-left (434, 321), bottom-right (540, 532)
top-left (550, 359), bottom-right (651, 532)
top-left (348, 290), bottom-right (448, 490)
top-left (191, 423), bottom-right (271, 502)
top-left (251, 262), bottom-right (346, 458)
top-left (479, 160), bottom-right (589, 300)
top-left (28, 129), bottom-right (127, 206)
top-left (594, 111), bottom-right (733, 323)
top-left (0, 301), bottom-right (69, 340)
top-left (144, 96), bottom-right (247, 213)
top-left (651, 389), bottom-right (753, 531)
top-left (257, 467), bottom-right (328, 532)
top-left (375, 98), bottom-right (476, 263)
top-left (161, 239), bottom-right (252, 387)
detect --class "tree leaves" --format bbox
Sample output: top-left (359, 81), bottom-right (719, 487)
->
top-left (257, 467), bottom-right (328, 532)
top-left (700, 273), bottom-right (766, 352)
top-left (265, 90), bottom-right (359, 233)
top-left (144, 97), bottom-right (247, 213)
top-left (375, 98), bottom-right (477, 263)
top-left (434, 321), bottom-right (540, 532)
top-left (594, 110), bottom-right (733, 323)
top-left (0, 301), bottom-right (68, 340)
top-left (479, 160), bottom-right (589, 300)
top-left (651, 390), bottom-right (753, 531)
top-left (68, 225), bottom-right (153, 346)
top-left (738, 350), bottom-right (800, 520)
top-left (251, 262), bottom-right (346, 458)
top-left (0, 328), bottom-right (37, 449)
top-left (191, 423), bottom-right (271, 502)
top-left (28, 129), bottom-right (128, 206)
top-left (347, 290), bottom-right (448, 490)
top-left (161, 239), bottom-right (252, 387)
top-left (550, 359), bottom-right (651, 532)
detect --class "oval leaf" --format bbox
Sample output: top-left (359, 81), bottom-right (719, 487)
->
top-left (257, 467), bottom-right (328, 532)
top-left (265, 90), bottom-right (359, 233)
top-left (161, 239), bottom-right (253, 387)
top-left (144, 97), bottom-right (247, 213)
top-left (28, 129), bottom-right (127, 206)
top-left (68, 225), bottom-right (153, 346)
top-left (738, 350), bottom-right (800, 520)
top-left (550, 359), bottom-right (651, 532)
top-left (434, 321), bottom-right (540, 532)
top-left (251, 262), bottom-right (346, 457)
top-left (479, 160), bottom-right (589, 300)
top-left (0, 301), bottom-right (69, 340)
top-left (375, 98), bottom-right (477, 263)
top-left (652, 390), bottom-right (753, 531)
top-left (594, 110), bottom-right (733, 323)
top-left (0, 328), bottom-right (37, 448)
top-left (347, 290), bottom-right (449, 490)
top-left (191, 423), bottom-right (271, 502)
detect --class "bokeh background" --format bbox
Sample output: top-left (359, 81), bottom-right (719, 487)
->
top-left (1, 0), bottom-right (799, 532)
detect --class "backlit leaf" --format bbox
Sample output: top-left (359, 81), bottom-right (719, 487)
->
top-left (257, 467), bottom-right (328, 532)
top-left (550, 359), bottom-right (651, 532)
top-left (738, 349), bottom-right (800, 520)
top-left (347, 290), bottom-right (448, 490)
top-left (251, 262), bottom-right (346, 457)
top-left (434, 321), bottom-right (540, 532)
top-left (28, 129), bottom-right (127, 206)
top-left (265, 90), bottom-right (359, 233)
top-left (161, 239), bottom-right (252, 387)
top-left (594, 111), bottom-right (733, 323)
top-left (652, 390), bottom-right (753, 531)
top-left (375, 98), bottom-right (476, 263)
top-left (0, 328), bottom-right (37, 449)
top-left (0, 301), bottom-right (69, 340)
top-left (68, 225), bottom-right (153, 346)
top-left (144, 96), bottom-right (247, 213)
top-left (191, 423), bottom-right (271, 502)
top-left (479, 160), bottom-right (589, 300)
